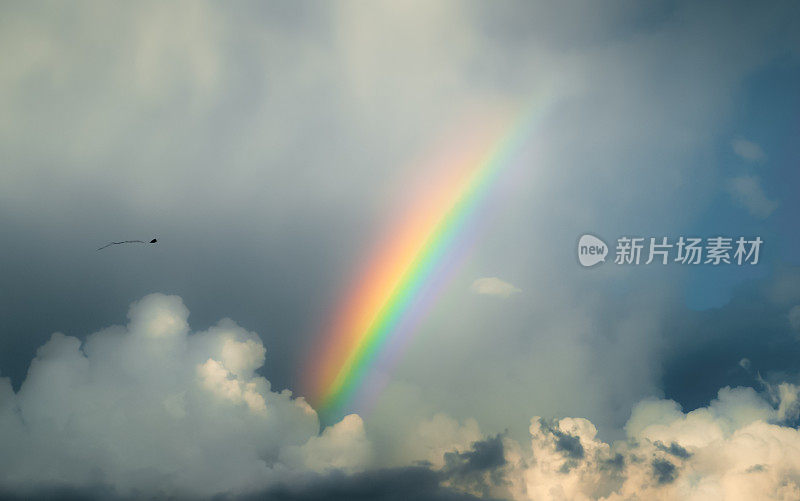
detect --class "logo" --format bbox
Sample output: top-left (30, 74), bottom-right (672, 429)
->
top-left (577, 234), bottom-right (763, 267)
top-left (578, 234), bottom-right (608, 267)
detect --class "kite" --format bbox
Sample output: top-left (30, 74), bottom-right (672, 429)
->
top-left (97, 238), bottom-right (158, 251)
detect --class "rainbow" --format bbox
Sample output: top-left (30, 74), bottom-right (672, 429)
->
top-left (304, 100), bottom-right (549, 416)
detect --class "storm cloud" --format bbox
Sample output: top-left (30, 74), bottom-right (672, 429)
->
top-left (1, 1), bottom-right (799, 499)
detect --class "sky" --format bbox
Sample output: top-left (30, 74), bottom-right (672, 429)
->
top-left (1, 1), bottom-right (799, 499)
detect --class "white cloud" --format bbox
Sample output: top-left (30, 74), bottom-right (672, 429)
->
top-left (732, 138), bottom-right (767, 162)
top-left (280, 414), bottom-right (370, 474)
top-left (494, 384), bottom-right (800, 500)
top-left (726, 175), bottom-right (778, 218)
top-left (470, 277), bottom-right (522, 298)
top-left (0, 293), bottom-right (368, 497)
top-left (3, 292), bottom-right (800, 501)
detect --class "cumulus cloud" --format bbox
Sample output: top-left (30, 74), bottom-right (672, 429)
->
top-left (491, 385), bottom-right (800, 500)
top-left (3, 292), bottom-right (800, 501)
top-left (280, 414), bottom-right (370, 474)
top-left (280, 381), bottom-right (800, 501)
top-left (0, 293), bottom-right (368, 498)
top-left (726, 175), bottom-right (778, 218)
top-left (470, 277), bottom-right (522, 298)
top-left (732, 138), bottom-right (767, 162)
top-left (351, 383), bottom-right (800, 501)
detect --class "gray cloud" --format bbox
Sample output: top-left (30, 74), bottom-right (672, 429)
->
top-left (0, 469), bottom-right (497, 501)
top-left (242, 467), bottom-right (500, 501)
top-left (441, 436), bottom-right (508, 499)
top-left (536, 418), bottom-right (585, 460)
top-left (651, 459), bottom-right (677, 485)
top-left (444, 436), bottom-right (506, 474)
top-left (0, 2), bottom-right (799, 499)
top-left (655, 442), bottom-right (691, 460)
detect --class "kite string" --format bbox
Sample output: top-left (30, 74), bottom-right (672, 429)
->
top-left (96, 240), bottom-right (147, 251)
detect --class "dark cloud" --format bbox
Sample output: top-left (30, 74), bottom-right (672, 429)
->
top-left (440, 436), bottom-right (508, 498)
top-left (655, 442), bottom-right (691, 460)
top-left (555, 433), bottom-right (584, 460)
top-left (235, 467), bottom-right (501, 501)
top-left (443, 435), bottom-right (506, 474)
top-left (601, 453), bottom-right (626, 472)
top-left (651, 459), bottom-right (677, 485)
top-left (0, 468), bottom-right (502, 501)
top-left (661, 265), bottom-right (800, 411)
top-left (0, 485), bottom-right (118, 501)
top-left (536, 418), bottom-right (584, 459)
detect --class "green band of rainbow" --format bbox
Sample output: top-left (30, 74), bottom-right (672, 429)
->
top-left (304, 99), bottom-right (549, 415)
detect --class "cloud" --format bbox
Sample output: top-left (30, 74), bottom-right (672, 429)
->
top-left (0, 294), bottom-right (368, 498)
top-left (470, 277), bottom-right (522, 298)
top-left (280, 414), bottom-right (370, 474)
top-left (498, 384), bottom-right (800, 500)
top-left (1, 2), bottom-right (798, 460)
top-left (732, 138), bottom-right (767, 162)
top-left (789, 305), bottom-right (800, 333)
top-left (243, 466), bottom-right (500, 501)
top-left (400, 413), bottom-right (483, 469)
top-left (0, 468), bottom-right (497, 501)
top-left (0, 3), bottom-right (798, 499)
top-left (441, 435), bottom-right (508, 499)
top-left (726, 175), bottom-right (778, 218)
top-left (3, 292), bottom-right (800, 500)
